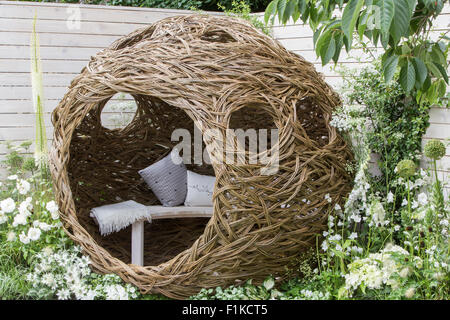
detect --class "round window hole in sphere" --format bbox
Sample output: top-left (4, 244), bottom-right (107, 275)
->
top-left (100, 93), bottom-right (138, 130)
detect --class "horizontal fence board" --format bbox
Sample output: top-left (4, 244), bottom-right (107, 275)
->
top-left (0, 45), bottom-right (100, 60)
top-left (424, 123), bottom-right (450, 140)
top-left (0, 72), bottom-right (75, 87)
top-left (0, 1), bottom-right (204, 23)
top-left (0, 17), bottom-right (148, 36)
top-left (0, 31), bottom-right (121, 47)
top-left (0, 126), bottom-right (53, 141)
top-left (0, 86), bottom-right (70, 99)
top-left (429, 107), bottom-right (450, 124)
top-left (0, 58), bottom-right (87, 73)
top-left (0, 98), bottom-right (135, 113)
top-left (0, 112), bottom-right (136, 128)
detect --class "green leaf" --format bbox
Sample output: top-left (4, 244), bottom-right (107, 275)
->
top-left (390, 0), bottom-right (412, 43)
top-left (321, 33), bottom-right (336, 65)
top-left (426, 61), bottom-right (443, 79)
top-left (376, 0), bottom-right (395, 37)
top-left (357, 9), bottom-right (369, 41)
top-left (313, 26), bottom-right (323, 46)
top-left (372, 29), bottom-right (380, 47)
top-left (341, 0), bottom-right (364, 48)
top-left (277, 0), bottom-right (288, 24)
top-left (315, 28), bottom-right (332, 60)
top-left (433, 62), bottom-right (449, 84)
top-left (399, 59), bottom-right (416, 93)
top-left (282, 0), bottom-right (297, 24)
top-left (332, 32), bottom-right (344, 63)
top-left (436, 78), bottom-right (447, 97)
top-left (412, 57), bottom-right (427, 86)
top-left (422, 75), bottom-right (432, 91)
top-left (382, 54), bottom-right (399, 83)
top-left (298, 0), bottom-right (307, 15)
top-left (291, 3), bottom-right (301, 22)
top-left (431, 44), bottom-right (447, 66)
top-left (264, 0), bottom-right (278, 25)
top-left (263, 277), bottom-right (275, 290)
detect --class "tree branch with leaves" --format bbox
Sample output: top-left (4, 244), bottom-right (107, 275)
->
top-left (265, 0), bottom-right (449, 106)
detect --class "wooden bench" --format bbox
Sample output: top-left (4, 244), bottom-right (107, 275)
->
top-left (130, 206), bottom-right (213, 266)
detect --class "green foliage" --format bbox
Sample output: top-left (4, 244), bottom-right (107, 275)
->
top-left (0, 241), bottom-right (32, 299)
top-left (218, 0), bottom-right (272, 35)
top-left (341, 62), bottom-right (430, 195)
top-left (21, 0), bottom-right (272, 12)
top-left (265, 0), bottom-right (450, 105)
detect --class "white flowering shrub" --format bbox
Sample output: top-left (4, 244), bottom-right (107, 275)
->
top-left (0, 144), bottom-right (70, 262)
top-left (27, 246), bottom-right (139, 300)
top-left (191, 277), bottom-right (331, 301)
top-left (343, 244), bottom-right (410, 294)
top-left (0, 143), bottom-right (154, 300)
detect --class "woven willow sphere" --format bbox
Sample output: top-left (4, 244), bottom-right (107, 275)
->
top-left (49, 14), bottom-right (354, 299)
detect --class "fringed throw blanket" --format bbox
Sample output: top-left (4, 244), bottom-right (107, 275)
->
top-left (90, 200), bottom-right (152, 236)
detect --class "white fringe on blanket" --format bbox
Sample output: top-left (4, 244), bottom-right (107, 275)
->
top-left (90, 200), bottom-right (152, 236)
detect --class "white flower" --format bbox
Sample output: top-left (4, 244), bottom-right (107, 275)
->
top-left (0, 211), bottom-right (7, 224)
top-left (394, 225), bottom-right (400, 231)
top-left (27, 227), bottom-right (41, 241)
top-left (329, 234), bottom-right (342, 241)
top-left (349, 232), bottom-right (358, 240)
top-left (351, 214), bottom-right (362, 223)
top-left (324, 193), bottom-right (332, 203)
top-left (46, 201), bottom-right (59, 219)
top-left (321, 241), bottom-right (328, 252)
top-left (404, 287), bottom-right (415, 299)
top-left (386, 192), bottom-right (394, 203)
top-left (1, 198), bottom-right (16, 213)
top-left (401, 199), bottom-right (408, 207)
top-left (81, 290), bottom-right (97, 300)
top-left (370, 201), bottom-right (386, 226)
top-left (16, 179), bottom-right (31, 195)
top-left (417, 193), bottom-right (427, 206)
top-left (42, 274), bottom-right (56, 288)
top-left (19, 232), bottom-right (30, 244)
top-left (399, 267), bottom-right (410, 278)
top-left (57, 289), bottom-right (71, 300)
top-left (7, 175), bottom-right (18, 180)
top-left (12, 213), bottom-right (27, 227)
top-left (411, 200), bottom-right (418, 209)
top-left (334, 203), bottom-right (341, 211)
top-left (18, 201), bottom-right (32, 216)
top-left (38, 222), bottom-right (52, 231)
top-left (104, 284), bottom-right (129, 300)
top-left (42, 246), bottom-right (53, 256)
top-left (6, 231), bottom-right (16, 241)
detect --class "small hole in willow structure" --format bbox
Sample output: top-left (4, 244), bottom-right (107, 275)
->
top-left (100, 93), bottom-right (138, 130)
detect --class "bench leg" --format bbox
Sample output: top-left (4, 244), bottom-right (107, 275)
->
top-left (131, 220), bottom-right (144, 266)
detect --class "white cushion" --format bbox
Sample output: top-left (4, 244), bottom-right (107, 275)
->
top-left (184, 170), bottom-right (215, 207)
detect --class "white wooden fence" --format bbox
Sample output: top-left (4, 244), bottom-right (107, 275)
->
top-left (0, 1), bottom-right (449, 192)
